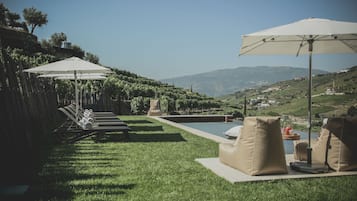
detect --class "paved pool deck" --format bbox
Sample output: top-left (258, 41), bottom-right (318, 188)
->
top-left (196, 155), bottom-right (357, 183)
top-left (151, 115), bottom-right (357, 183)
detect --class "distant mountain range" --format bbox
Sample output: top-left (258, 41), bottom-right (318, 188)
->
top-left (161, 66), bottom-right (328, 97)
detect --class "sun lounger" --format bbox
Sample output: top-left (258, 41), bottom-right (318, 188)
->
top-left (55, 107), bottom-right (130, 143)
top-left (64, 105), bottom-right (121, 121)
top-left (59, 107), bottom-right (127, 127)
top-left (67, 104), bottom-right (118, 118)
top-left (62, 107), bottom-right (122, 125)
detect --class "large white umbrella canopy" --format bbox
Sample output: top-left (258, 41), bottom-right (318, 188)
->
top-left (24, 57), bottom-right (111, 121)
top-left (239, 18), bottom-right (357, 166)
top-left (240, 18), bottom-right (357, 55)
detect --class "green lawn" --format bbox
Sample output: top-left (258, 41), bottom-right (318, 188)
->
top-left (22, 116), bottom-right (357, 200)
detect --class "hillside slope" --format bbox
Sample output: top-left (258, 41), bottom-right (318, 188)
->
top-left (220, 66), bottom-right (357, 120)
top-left (162, 66), bottom-right (327, 97)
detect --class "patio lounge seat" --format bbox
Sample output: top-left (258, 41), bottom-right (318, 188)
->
top-left (65, 105), bottom-right (121, 121)
top-left (59, 107), bottom-right (127, 128)
top-left (55, 107), bottom-right (130, 143)
top-left (294, 117), bottom-right (357, 171)
top-left (147, 99), bottom-right (162, 116)
top-left (67, 104), bottom-right (118, 119)
top-left (219, 116), bottom-right (288, 176)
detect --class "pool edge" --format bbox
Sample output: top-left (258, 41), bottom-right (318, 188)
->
top-left (149, 116), bottom-right (232, 144)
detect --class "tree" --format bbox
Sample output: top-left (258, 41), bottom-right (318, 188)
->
top-left (0, 4), bottom-right (28, 32)
top-left (23, 7), bottom-right (48, 34)
top-left (6, 11), bottom-right (21, 28)
top-left (0, 3), bottom-right (8, 26)
top-left (85, 52), bottom-right (99, 64)
top-left (71, 44), bottom-right (85, 58)
top-left (40, 39), bottom-right (54, 53)
top-left (131, 96), bottom-right (144, 115)
top-left (49, 32), bottom-right (67, 47)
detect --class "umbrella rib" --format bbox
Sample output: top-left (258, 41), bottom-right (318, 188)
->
top-left (240, 36), bottom-right (276, 55)
top-left (338, 39), bottom-right (357, 53)
top-left (315, 35), bottom-right (357, 53)
top-left (296, 36), bottom-right (308, 57)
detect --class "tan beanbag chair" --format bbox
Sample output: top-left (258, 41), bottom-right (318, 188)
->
top-left (147, 99), bottom-right (162, 116)
top-left (294, 117), bottom-right (357, 171)
top-left (219, 116), bottom-right (287, 175)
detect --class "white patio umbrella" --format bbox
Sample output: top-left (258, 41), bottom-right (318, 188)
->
top-left (39, 73), bottom-right (107, 108)
top-left (239, 18), bottom-right (357, 172)
top-left (24, 57), bottom-right (111, 121)
top-left (38, 73), bottom-right (107, 80)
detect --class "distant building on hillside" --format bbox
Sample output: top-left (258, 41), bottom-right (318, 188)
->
top-left (325, 80), bottom-right (344, 95)
top-left (258, 103), bottom-right (270, 109)
top-left (293, 77), bottom-right (305, 81)
top-left (338, 69), bottom-right (349, 74)
top-left (262, 87), bottom-right (280, 93)
top-left (325, 88), bottom-right (344, 95)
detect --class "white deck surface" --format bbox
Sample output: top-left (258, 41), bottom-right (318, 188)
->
top-left (196, 155), bottom-right (357, 183)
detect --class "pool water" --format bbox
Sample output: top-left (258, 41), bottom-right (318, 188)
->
top-left (181, 121), bottom-right (318, 154)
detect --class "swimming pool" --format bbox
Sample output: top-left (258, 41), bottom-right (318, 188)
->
top-left (180, 121), bottom-right (318, 154)
top-left (181, 121), bottom-right (242, 138)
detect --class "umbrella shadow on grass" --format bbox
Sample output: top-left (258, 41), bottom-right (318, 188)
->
top-left (93, 132), bottom-right (186, 143)
top-left (129, 125), bottom-right (164, 132)
top-left (124, 120), bottom-right (153, 124)
top-left (23, 142), bottom-right (136, 201)
top-left (25, 183), bottom-right (136, 200)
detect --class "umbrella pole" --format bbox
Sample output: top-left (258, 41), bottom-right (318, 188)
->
top-left (307, 40), bottom-right (313, 165)
top-left (290, 39), bottom-right (328, 173)
top-left (80, 80), bottom-right (82, 111)
top-left (75, 71), bottom-right (79, 121)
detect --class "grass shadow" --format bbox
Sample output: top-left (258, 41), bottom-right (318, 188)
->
top-left (25, 183), bottom-right (136, 200)
top-left (93, 133), bottom-right (187, 143)
top-left (129, 125), bottom-right (163, 132)
top-left (92, 133), bottom-right (128, 143)
top-left (124, 120), bottom-right (153, 124)
top-left (24, 141), bottom-right (135, 200)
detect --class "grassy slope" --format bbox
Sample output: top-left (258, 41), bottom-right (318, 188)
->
top-left (20, 116), bottom-right (357, 201)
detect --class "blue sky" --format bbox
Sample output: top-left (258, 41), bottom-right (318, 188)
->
top-left (4, 0), bottom-right (357, 79)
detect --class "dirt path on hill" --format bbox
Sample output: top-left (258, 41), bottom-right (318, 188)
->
top-left (288, 115), bottom-right (307, 126)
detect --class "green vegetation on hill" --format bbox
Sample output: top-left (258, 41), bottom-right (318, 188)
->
top-left (221, 66), bottom-right (357, 124)
top-left (103, 68), bottom-right (221, 114)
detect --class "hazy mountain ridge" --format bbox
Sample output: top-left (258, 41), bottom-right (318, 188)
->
top-left (161, 66), bottom-right (328, 97)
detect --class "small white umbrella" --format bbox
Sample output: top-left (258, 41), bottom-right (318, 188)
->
top-left (24, 57), bottom-right (111, 120)
top-left (39, 73), bottom-right (107, 111)
top-left (24, 57), bottom-right (111, 74)
top-left (239, 18), bottom-right (357, 170)
top-left (39, 73), bottom-right (107, 80)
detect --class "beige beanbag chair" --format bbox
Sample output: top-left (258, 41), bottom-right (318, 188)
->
top-left (219, 116), bottom-right (287, 176)
top-left (294, 117), bottom-right (357, 171)
top-left (147, 99), bottom-right (162, 116)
